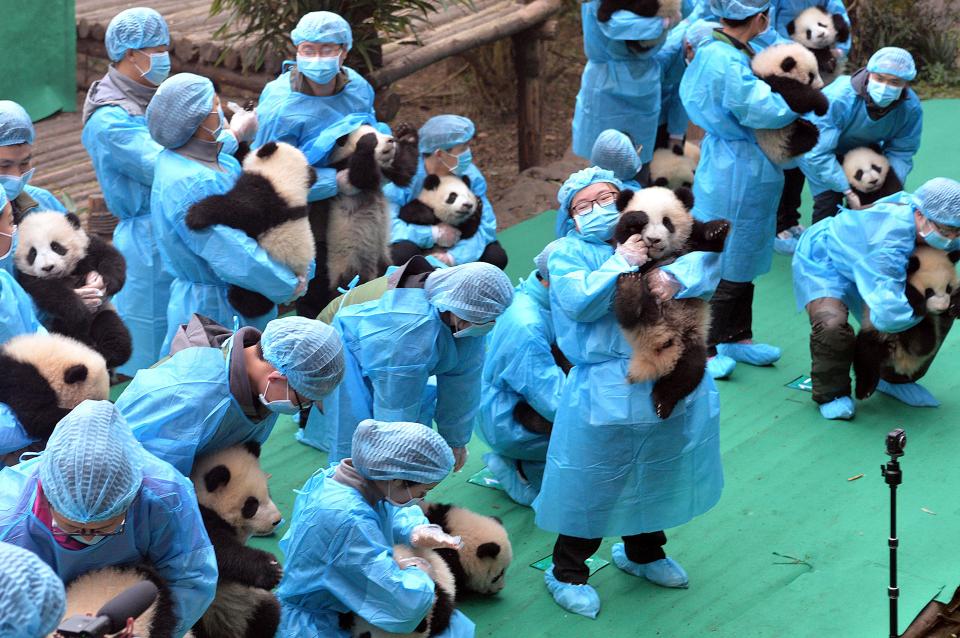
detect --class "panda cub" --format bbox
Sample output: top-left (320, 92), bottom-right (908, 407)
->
top-left (649, 142), bottom-right (700, 190)
top-left (613, 187), bottom-right (730, 419)
top-left (854, 247), bottom-right (960, 400)
top-left (751, 43), bottom-right (829, 165)
top-left (398, 174), bottom-right (482, 241)
top-left (787, 6), bottom-right (850, 85)
top-left (421, 502), bottom-right (513, 599)
top-left (186, 141), bottom-right (317, 319)
top-left (344, 545), bottom-right (457, 638)
top-left (0, 333), bottom-right (109, 464)
top-left (15, 211), bottom-right (132, 368)
top-left (596, 0), bottom-right (682, 50)
top-left (57, 564), bottom-right (182, 638)
top-left (190, 442), bottom-right (283, 638)
top-left (841, 146), bottom-right (903, 206)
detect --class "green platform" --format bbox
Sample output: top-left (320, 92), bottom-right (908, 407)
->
top-left (241, 100), bottom-right (960, 637)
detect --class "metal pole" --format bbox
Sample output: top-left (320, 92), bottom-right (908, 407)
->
top-left (888, 467), bottom-right (899, 638)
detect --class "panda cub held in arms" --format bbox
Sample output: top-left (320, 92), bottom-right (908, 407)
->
top-left (307, 122), bottom-right (420, 314)
top-left (14, 211), bottom-right (132, 369)
top-left (854, 247), bottom-right (960, 400)
top-left (613, 187), bottom-right (730, 419)
top-left (342, 545), bottom-right (457, 638)
top-left (53, 564), bottom-right (186, 638)
top-left (190, 442), bottom-right (283, 638)
top-left (0, 333), bottom-right (109, 464)
top-left (420, 502), bottom-right (513, 599)
top-left (841, 146), bottom-right (903, 207)
top-left (751, 43), bottom-right (829, 165)
top-left (186, 141), bottom-right (317, 319)
top-left (398, 174), bottom-right (482, 241)
top-left (787, 6), bottom-right (850, 85)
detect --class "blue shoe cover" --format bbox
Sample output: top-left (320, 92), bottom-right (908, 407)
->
top-left (774, 233), bottom-right (798, 255)
top-left (717, 342), bottom-right (781, 366)
top-left (544, 566), bottom-right (600, 619)
top-left (876, 380), bottom-right (940, 407)
top-left (483, 453), bottom-right (538, 507)
top-left (707, 354), bottom-right (736, 379)
top-left (819, 396), bottom-right (855, 420)
top-left (611, 544), bottom-right (689, 588)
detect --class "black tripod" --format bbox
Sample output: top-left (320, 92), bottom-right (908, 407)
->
top-left (882, 428), bottom-right (907, 638)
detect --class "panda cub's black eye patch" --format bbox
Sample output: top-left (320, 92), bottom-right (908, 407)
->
top-left (50, 242), bottom-right (67, 256)
top-left (925, 288), bottom-right (935, 299)
top-left (662, 217), bottom-right (675, 233)
top-left (241, 496), bottom-right (260, 519)
top-left (806, 28), bottom-right (812, 40)
top-left (445, 193), bottom-right (458, 205)
top-left (27, 247), bottom-right (37, 264)
top-left (854, 170), bottom-right (864, 181)
top-left (871, 164), bottom-right (882, 172)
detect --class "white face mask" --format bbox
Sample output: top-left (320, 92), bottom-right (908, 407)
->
top-left (259, 379), bottom-right (301, 415)
top-left (0, 226), bottom-right (15, 261)
top-left (386, 482), bottom-right (423, 508)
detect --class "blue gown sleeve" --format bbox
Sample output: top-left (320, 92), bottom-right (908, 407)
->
top-left (390, 199), bottom-right (436, 248)
top-left (798, 95), bottom-right (852, 194)
top-left (448, 174), bottom-right (497, 265)
top-left (723, 58), bottom-right (799, 129)
top-left (499, 324), bottom-right (565, 422)
top-left (0, 270), bottom-right (46, 344)
top-left (24, 186), bottom-right (67, 213)
top-left (598, 9), bottom-right (667, 41)
top-left (389, 503), bottom-right (430, 545)
top-left (308, 167), bottom-right (338, 203)
top-left (549, 244), bottom-right (636, 323)
top-left (660, 251), bottom-right (722, 300)
top-left (87, 107), bottom-right (162, 186)
top-left (883, 97), bottom-right (923, 186)
top-left (434, 337), bottom-right (484, 447)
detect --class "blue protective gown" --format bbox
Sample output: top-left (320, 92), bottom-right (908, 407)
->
top-left (798, 75), bottom-right (923, 196)
top-left (572, 3), bottom-right (668, 165)
top-left (83, 104), bottom-right (170, 375)
top-left (115, 336), bottom-right (278, 475)
top-left (21, 185), bottom-right (66, 215)
top-left (533, 234), bottom-right (724, 539)
top-left (0, 454), bottom-right (217, 637)
top-left (792, 194), bottom-right (922, 333)
top-left (477, 273), bottom-right (562, 477)
top-left (277, 466), bottom-right (475, 637)
top-left (311, 288), bottom-right (485, 462)
top-left (679, 35), bottom-right (799, 282)
top-left (656, 21), bottom-right (691, 139)
top-left (151, 149), bottom-right (300, 354)
top-left (254, 65), bottom-right (376, 202)
top-left (386, 160), bottom-right (499, 265)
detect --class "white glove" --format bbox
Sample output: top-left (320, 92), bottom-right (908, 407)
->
top-left (336, 169), bottom-right (361, 196)
top-left (397, 556), bottom-right (435, 579)
top-left (75, 271), bottom-right (106, 310)
top-left (616, 234), bottom-right (649, 267)
top-left (411, 524), bottom-right (464, 550)
top-left (451, 446), bottom-right (468, 472)
top-left (227, 102), bottom-right (258, 143)
top-left (432, 223), bottom-right (461, 248)
top-left (430, 250), bottom-right (456, 267)
top-left (645, 268), bottom-right (680, 301)
top-left (291, 275), bottom-right (308, 300)
top-left (844, 189), bottom-right (863, 210)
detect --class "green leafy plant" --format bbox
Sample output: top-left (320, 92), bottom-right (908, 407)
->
top-left (210, 0), bottom-right (473, 74)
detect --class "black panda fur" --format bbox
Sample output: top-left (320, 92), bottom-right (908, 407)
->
top-left (786, 6), bottom-right (850, 85)
top-left (420, 502), bottom-right (513, 599)
top-left (186, 141), bottom-right (317, 319)
top-left (596, 0), bottom-right (681, 50)
top-left (854, 247), bottom-right (960, 400)
top-left (60, 563), bottom-right (181, 638)
top-left (750, 43), bottom-right (830, 165)
top-left (511, 343), bottom-right (572, 436)
top-left (613, 187), bottom-right (730, 419)
top-left (301, 122), bottom-right (420, 317)
top-left (14, 211), bottom-right (131, 368)
top-left (398, 174), bottom-right (483, 239)
top-left (840, 145), bottom-right (903, 206)
top-left (0, 333), bottom-right (109, 463)
top-left (190, 442), bottom-right (283, 638)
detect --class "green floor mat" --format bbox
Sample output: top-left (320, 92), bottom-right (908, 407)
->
top-left (244, 99), bottom-right (960, 637)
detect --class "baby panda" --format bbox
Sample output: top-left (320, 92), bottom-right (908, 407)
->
top-left (787, 6), bottom-right (850, 85)
top-left (58, 564), bottom-right (182, 638)
top-left (343, 545), bottom-right (457, 638)
top-left (420, 502), bottom-right (513, 599)
top-left (190, 442), bottom-right (283, 638)
top-left (596, 0), bottom-right (682, 50)
top-left (649, 142), bottom-right (701, 190)
top-left (0, 333), bottom-right (109, 463)
top-left (308, 122), bottom-right (420, 313)
top-left (613, 187), bottom-right (730, 419)
top-left (186, 141), bottom-right (316, 319)
top-left (15, 211), bottom-right (131, 368)
top-left (751, 43), bottom-right (829, 165)
top-left (841, 146), bottom-right (903, 206)
top-left (398, 174), bottom-right (482, 242)
top-left (854, 247), bottom-right (960, 400)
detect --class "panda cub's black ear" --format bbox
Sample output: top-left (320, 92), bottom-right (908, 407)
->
top-left (65, 213), bottom-right (82, 230)
top-left (256, 142), bottom-right (279, 159)
top-left (948, 251), bottom-right (960, 264)
top-left (780, 56), bottom-right (798, 73)
top-left (476, 542), bottom-right (501, 560)
top-left (786, 19), bottom-right (796, 36)
top-left (907, 255), bottom-right (921, 274)
top-left (833, 14), bottom-right (850, 41)
top-left (459, 175), bottom-right (472, 189)
top-left (243, 441), bottom-right (262, 458)
top-left (204, 465), bottom-right (232, 493)
top-left (63, 364), bottom-right (88, 384)
top-left (673, 187), bottom-right (695, 211)
top-left (652, 177), bottom-right (669, 187)
top-left (616, 189), bottom-right (635, 212)
top-left (423, 174), bottom-right (441, 191)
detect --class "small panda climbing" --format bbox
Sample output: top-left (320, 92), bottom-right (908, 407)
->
top-left (398, 174), bottom-right (482, 246)
top-left (787, 6), bottom-right (850, 85)
top-left (649, 142), bottom-right (700, 190)
top-left (751, 42), bottom-right (830, 165)
top-left (841, 146), bottom-right (903, 207)
top-left (14, 211), bottom-right (132, 368)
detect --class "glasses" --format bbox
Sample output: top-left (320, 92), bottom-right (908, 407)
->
top-left (297, 43), bottom-right (343, 58)
top-left (52, 517), bottom-right (126, 539)
top-left (571, 191), bottom-right (618, 216)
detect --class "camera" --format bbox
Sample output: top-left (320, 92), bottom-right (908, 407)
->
top-left (54, 580), bottom-right (157, 638)
top-left (886, 428), bottom-right (907, 459)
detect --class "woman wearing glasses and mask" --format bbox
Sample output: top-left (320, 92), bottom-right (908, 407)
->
top-left (533, 167), bottom-right (724, 619)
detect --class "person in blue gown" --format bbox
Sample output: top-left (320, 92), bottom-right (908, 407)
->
top-left (589, 129), bottom-right (644, 190)
top-left (277, 419), bottom-right (475, 638)
top-left (792, 178), bottom-right (960, 420)
top-left (679, 0), bottom-right (801, 380)
top-left (532, 167), bottom-right (723, 619)
top-left (146, 73), bottom-right (306, 354)
top-left (0, 188), bottom-right (45, 343)
top-left (0, 101), bottom-right (67, 222)
top-left (0, 401), bottom-right (216, 637)
top-left (0, 540), bottom-right (66, 638)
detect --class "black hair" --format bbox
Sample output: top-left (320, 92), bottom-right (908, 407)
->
top-left (721, 8), bottom-right (768, 28)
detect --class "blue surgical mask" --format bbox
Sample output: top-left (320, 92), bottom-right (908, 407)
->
top-left (258, 379), bottom-right (301, 415)
top-left (386, 483), bottom-right (423, 508)
top-left (135, 50), bottom-right (171, 86)
top-left (297, 54), bottom-right (341, 85)
top-left (442, 149), bottom-right (473, 177)
top-left (218, 128), bottom-right (239, 155)
top-left (200, 108), bottom-right (225, 140)
top-left (453, 320), bottom-right (495, 339)
top-left (0, 168), bottom-right (34, 200)
top-left (868, 79), bottom-right (903, 108)
top-left (920, 222), bottom-right (960, 251)
top-left (575, 202), bottom-right (620, 243)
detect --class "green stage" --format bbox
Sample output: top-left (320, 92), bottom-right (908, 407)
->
top-left (241, 99), bottom-right (960, 637)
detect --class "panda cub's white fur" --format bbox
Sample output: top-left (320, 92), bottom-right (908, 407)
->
top-left (417, 175), bottom-right (478, 227)
top-left (649, 142), bottom-right (700, 190)
top-left (14, 211), bottom-right (89, 278)
top-left (789, 6), bottom-right (848, 84)
top-left (751, 43), bottom-right (824, 87)
top-left (3, 332), bottom-right (109, 408)
top-left (842, 146), bottom-right (891, 194)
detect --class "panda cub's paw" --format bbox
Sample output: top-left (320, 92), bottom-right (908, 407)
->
top-left (392, 121), bottom-right (419, 146)
top-left (250, 551), bottom-right (283, 590)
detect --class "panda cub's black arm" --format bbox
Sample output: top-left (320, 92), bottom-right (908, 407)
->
top-left (398, 200), bottom-right (442, 226)
top-left (83, 236), bottom-right (126, 295)
top-left (380, 122), bottom-right (420, 188)
top-left (18, 274), bottom-right (94, 329)
top-left (199, 505), bottom-right (283, 590)
top-left (763, 76), bottom-right (829, 116)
